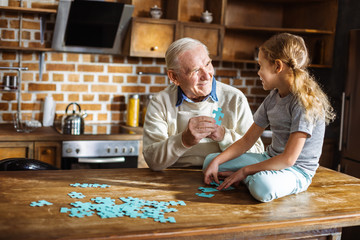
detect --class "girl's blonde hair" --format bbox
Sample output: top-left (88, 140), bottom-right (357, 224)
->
top-left (260, 33), bottom-right (335, 124)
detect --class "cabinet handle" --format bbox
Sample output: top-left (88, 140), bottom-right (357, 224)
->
top-left (150, 46), bottom-right (158, 51)
top-left (339, 92), bottom-right (347, 151)
top-left (339, 92), bottom-right (350, 151)
top-left (42, 149), bottom-right (52, 155)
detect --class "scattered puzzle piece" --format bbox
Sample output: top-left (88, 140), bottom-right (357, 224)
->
top-left (30, 200), bottom-right (53, 207)
top-left (196, 193), bottom-right (215, 198)
top-left (70, 183), bottom-right (110, 188)
top-left (57, 196), bottom-right (186, 222)
top-left (195, 180), bottom-right (236, 198)
top-left (198, 187), bottom-right (219, 193)
top-left (212, 107), bottom-right (224, 126)
top-left (210, 181), bottom-right (235, 190)
top-left (68, 192), bottom-right (86, 199)
top-left (31, 183), bottom-right (186, 223)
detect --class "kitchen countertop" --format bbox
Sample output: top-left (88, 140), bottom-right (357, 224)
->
top-left (0, 124), bottom-right (143, 141)
top-left (1, 167), bottom-right (360, 239)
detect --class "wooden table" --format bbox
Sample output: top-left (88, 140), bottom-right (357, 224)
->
top-left (1, 167), bottom-right (360, 240)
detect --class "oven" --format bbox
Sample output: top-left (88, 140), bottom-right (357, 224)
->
top-left (62, 140), bottom-right (139, 169)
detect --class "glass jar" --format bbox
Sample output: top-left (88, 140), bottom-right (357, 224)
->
top-left (126, 94), bottom-right (140, 127)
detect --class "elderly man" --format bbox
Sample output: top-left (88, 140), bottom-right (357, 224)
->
top-left (143, 38), bottom-right (263, 171)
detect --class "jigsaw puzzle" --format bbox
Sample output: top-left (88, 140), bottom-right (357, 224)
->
top-left (60, 196), bottom-right (185, 222)
top-left (30, 182), bottom-right (186, 223)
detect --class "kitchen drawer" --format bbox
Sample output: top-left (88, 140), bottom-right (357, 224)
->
top-left (130, 18), bottom-right (178, 58)
top-left (0, 142), bottom-right (34, 160)
top-left (0, 141), bottom-right (61, 168)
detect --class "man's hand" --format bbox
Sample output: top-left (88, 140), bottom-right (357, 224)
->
top-left (207, 124), bottom-right (225, 142)
top-left (182, 116), bottom-right (218, 148)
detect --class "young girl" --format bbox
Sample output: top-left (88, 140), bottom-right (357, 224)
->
top-left (203, 33), bottom-right (336, 202)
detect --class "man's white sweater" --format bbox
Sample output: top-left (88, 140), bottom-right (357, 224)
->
top-left (143, 81), bottom-right (264, 170)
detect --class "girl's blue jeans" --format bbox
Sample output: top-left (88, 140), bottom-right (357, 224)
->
top-left (203, 152), bottom-right (313, 202)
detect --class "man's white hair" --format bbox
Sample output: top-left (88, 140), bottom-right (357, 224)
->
top-left (165, 38), bottom-right (209, 72)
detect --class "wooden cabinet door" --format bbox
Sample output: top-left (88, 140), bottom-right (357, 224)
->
top-left (0, 142), bottom-right (34, 160)
top-left (34, 142), bottom-right (61, 169)
top-left (180, 22), bottom-right (224, 60)
top-left (130, 18), bottom-right (178, 58)
top-left (341, 158), bottom-right (360, 179)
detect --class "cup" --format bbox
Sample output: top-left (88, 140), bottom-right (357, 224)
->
top-left (10, 76), bottom-right (17, 89)
top-left (13, 113), bottom-right (41, 133)
top-left (3, 76), bottom-right (11, 90)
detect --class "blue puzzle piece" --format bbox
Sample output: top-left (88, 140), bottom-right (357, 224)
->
top-left (210, 181), bottom-right (235, 190)
top-left (60, 207), bottom-right (71, 213)
top-left (68, 192), bottom-right (85, 199)
top-left (196, 193), bottom-right (215, 198)
top-left (212, 108), bottom-right (224, 126)
top-left (198, 187), bottom-right (219, 193)
top-left (91, 197), bottom-right (115, 205)
top-left (70, 183), bottom-right (110, 188)
top-left (30, 200), bottom-right (53, 207)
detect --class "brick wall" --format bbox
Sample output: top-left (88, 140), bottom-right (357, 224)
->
top-left (0, 1), bottom-right (268, 126)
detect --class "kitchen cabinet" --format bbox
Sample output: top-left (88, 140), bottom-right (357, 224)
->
top-left (0, 141), bottom-right (34, 159)
top-left (0, 141), bottom-right (61, 168)
top-left (34, 141), bottom-right (61, 168)
top-left (125, 0), bottom-right (225, 60)
top-left (130, 18), bottom-right (178, 58)
top-left (341, 158), bottom-right (360, 179)
top-left (340, 29), bottom-right (360, 179)
top-left (179, 22), bottom-right (224, 60)
top-left (124, 0), bottom-right (338, 67)
top-left (1, 1), bottom-right (338, 67)
top-left (0, 125), bottom-right (145, 170)
top-left (222, 0), bottom-right (338, 67)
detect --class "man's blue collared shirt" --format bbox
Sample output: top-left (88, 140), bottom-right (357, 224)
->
top-left (176, 78), bottom-right (218, 107)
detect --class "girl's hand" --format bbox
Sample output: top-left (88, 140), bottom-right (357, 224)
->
top-left (217, 168), bottom-right (247, 190)
top-left (203, 161), bottom-right (220, 185)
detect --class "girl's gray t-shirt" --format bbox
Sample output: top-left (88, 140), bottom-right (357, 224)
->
top-left (253, 89), bottom-right (325, 175)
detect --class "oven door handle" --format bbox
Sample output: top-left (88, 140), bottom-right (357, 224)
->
top-left (78, 157), bottom-right (125, 163)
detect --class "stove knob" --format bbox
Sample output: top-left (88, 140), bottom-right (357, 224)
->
top-left (129, 147), bottom-right (134, 153)
top-left (107, 147), bottom-right (111, 154)
top-left (122, 147), bottom-right (127, 153)
top-left (66, 148), bottom-right (72, 153)
top-left (76, 148), bottom-right (80, 154)
top-left (115, 147), bottom-right (118, 153)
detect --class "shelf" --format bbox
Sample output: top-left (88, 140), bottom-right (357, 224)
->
top-left (225, 26), bottom-right (334, 35)
top-left (0, 46), bottom-right (53, 52)
top-left (221, 58), bottom-right (332, 68)
top-left (0, 87), bottom-right (18, 92)
top-left (0, 6), bottom-right (55, 53)
top-left (0, 6), bottom-right (57, 14)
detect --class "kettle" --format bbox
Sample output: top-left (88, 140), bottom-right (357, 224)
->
top-left (62, 102), bottom-right (87, 135)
